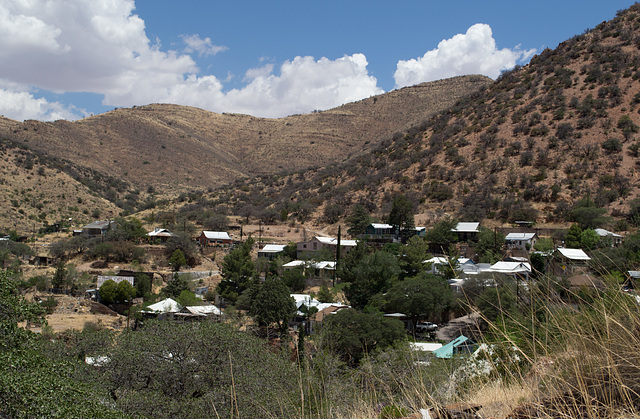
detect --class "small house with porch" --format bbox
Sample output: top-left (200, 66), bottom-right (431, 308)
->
top-left (594, 229), bottom-right (623, 247)
top-left (505, 232), bottom-right (538, 251)
top-left (297, 236), bottom-right (357, 259)
top-left (198, 231), bottom-right (232, 247)
top-left (452, 222), bottom-right (480, 242)
top-left (82, 220), bottom-right (118, 237)
top-left (258, 244), bottom-right (287, 260)
top-left (551, 247), bottom-right (591, 276)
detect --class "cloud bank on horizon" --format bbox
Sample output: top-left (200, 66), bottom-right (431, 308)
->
top-left (0, 0), bottom-right (535, 122)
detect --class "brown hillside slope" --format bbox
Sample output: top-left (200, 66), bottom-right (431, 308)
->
top-left (210, 5), bottom-right (640, 230)
top-left (0, 76), bottom-right (490, 196)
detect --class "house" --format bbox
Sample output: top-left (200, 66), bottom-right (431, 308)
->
top-left (551, 248), bottom-right (591, 276)
top-left (488, 261), bottom-right (532, 280)
top-left (452, 222), bottom-right (480, 241)
top-left (97, 275), bottom-right (135, 288)
top-left (424, 257), bottom-right (478, 276)
top-left (147, 228), bottom-right (176, 243)
top-left (362, 223), bottom-right (400, 242)
top-left (82, 220), bottom-right (118, 237)
top-left (290, 294), bottom-right (350, 332)
top-left (433, 335), bottom-right (476, 359)
top-left (179, 304), bottom-right (222, 320)
top-left (198, 231), bottom-right (232, 247)
top-left (296, 236), bottom-right (357, 259)
top-left (594, 229), bottom-right (623, 247)
top-left (144, 298), bottom-right (182, 314)
top-left (505, 232), bottom-right (538, 251)
top-left (258, 244), bottom-right (287, 260)
top-left (283, 260), bottom-right (336, 281)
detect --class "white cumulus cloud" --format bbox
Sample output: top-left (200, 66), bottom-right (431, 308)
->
top-left (181, 34), bottom-right (228, 57)
top-left (394, 23), bottom-right (536, 88)
top-left (0, 0), bottom-right (384, 120)
top-left (0, 88), bottom-right (81, 121)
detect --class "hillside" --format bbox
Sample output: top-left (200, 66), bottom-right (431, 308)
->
top-left (210, 5), bottom-right (640, 231)
top-left (0, 76), bottom-right (490, 198)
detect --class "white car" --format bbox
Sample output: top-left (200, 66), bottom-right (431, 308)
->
top-left (415, 322), bottom-right (438, 333)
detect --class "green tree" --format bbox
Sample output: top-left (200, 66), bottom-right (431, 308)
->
top-left (346, 204), bottom-right (371, 237)
top-left (0, 270), bottom-right (45, 349)
top-left (399, 235), bottom-right (429, 280)
top-left (162, 274), bottom-right (190, 298)
top-left (165, 232), bottom-right (197, 266)
top-left (282, 267), bottom-right (306, 292)
top-left (115, 280), bottom-right (136, 303)
top-left (51, 260), bottom-right (68, 290)
top-left (425, 218), bottom-right (458, 253)
top-left (134, 273), bottom-right (152, 298)
top-left (98, 279), bottom-right (118, 305)
top-left (248, 277), bottom-right (296, 336)
top-left (533, 237), bottom-right (554, 252)
top-left (387, 195), bottom-right (415, 230)
top-left (580, 228), bottom-right (600, 250)
top-left (316, 286), bottom-right (334, 303)
top-left (99, 279), bottom-right (135, 304)
top-left (176, 289), bottom-right (201, 307)
top-left (216, 237), bottom-right (256, 304)
top-left (475, 227), bottom-right (505, 263)
top-left (566, 224), bottom-right (583, 248)
top-left (385, 273), bottom-right (453, 331)
top-left (476, 284), bottom-right (517, 323)
top-left (570, 198), bottom-right (608, 229)
top-left (344, 250), bottom-right (401, 310)
top-left (168, 248), bottom-right (187, 271)
top-left (337, 240), bottom-right (370, 283)
top-left (323, 309), bottom-right (406, 365)
top-left (94, 320), bottom-right (301, 418)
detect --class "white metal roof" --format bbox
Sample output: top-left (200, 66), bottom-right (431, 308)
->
top-left (202, 231), bottom-right (231, 240)
top-left (410, 342), bottom-right (444, 352)
top-left (489, 261), bottom-right (532, 273)
top-left (594, 228), bottom-right (623, 238)
top-left (452, 222), bottom-right (480, 233)
top-left (145, 298), bottom-right (182, 313)
top-left (314, 236), bottom-right (357, 247)
top-left (557, 247), bottom-right (591, 261)
top-left (259, 244), bottom-right (286, 253)
top-left (283, 260), bottom-right (335, 270)
top-left (183, 305), bottom-right (221, 316)
top-left (370, 223), bottom-right (394, 229)
top-left (505, 232), bottom-right (537, 240)
top-left (147, 228), bottom-right (175, 237)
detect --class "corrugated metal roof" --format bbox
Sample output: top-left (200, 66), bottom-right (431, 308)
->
top-left (557, 247), bottom-right (591, 261)
top-left (505, 232), bottom-right (536, 240)
top-left (452, 222), bottom-right (480, 233)
top-left (259, 244), bottom-right (286, 253)
top-left (202, 231), bottom-right (231, 240)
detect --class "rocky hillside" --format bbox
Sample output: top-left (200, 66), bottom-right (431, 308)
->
top-left (0, 76), bottom-right (490, 197)
top-left (209, 5), bottom-right (640, 231)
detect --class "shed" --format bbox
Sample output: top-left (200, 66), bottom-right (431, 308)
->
top-left (433, 335), bottom-right (476, 359)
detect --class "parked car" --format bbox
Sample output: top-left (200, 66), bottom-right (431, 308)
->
top-left (415, 322), bottom-right (438, 333)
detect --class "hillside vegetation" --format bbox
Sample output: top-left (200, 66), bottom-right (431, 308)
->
top-left (0, 76), bottom-right (490, 234)
top-left (208, 5), bottom-right (640, 230)
top-left (0, 76), bottom-right (489, 193)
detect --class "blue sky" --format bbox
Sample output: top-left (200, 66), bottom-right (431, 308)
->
top-left (0, 0), bottom-right (635, 121)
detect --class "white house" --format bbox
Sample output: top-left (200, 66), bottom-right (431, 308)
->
top-left (594, 229), bottom-right (623, 247)
top-left (297, 236), bottom-right (357, 259)
top-left (452, 222), bottom-right (480, 241)
top-left (505, 232), bottom-right (538, 251)
top-left (258, 244), bottom-right (287, 260)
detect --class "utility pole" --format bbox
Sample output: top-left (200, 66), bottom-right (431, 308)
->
top-left (335, 225), bottom-right (341, 287)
